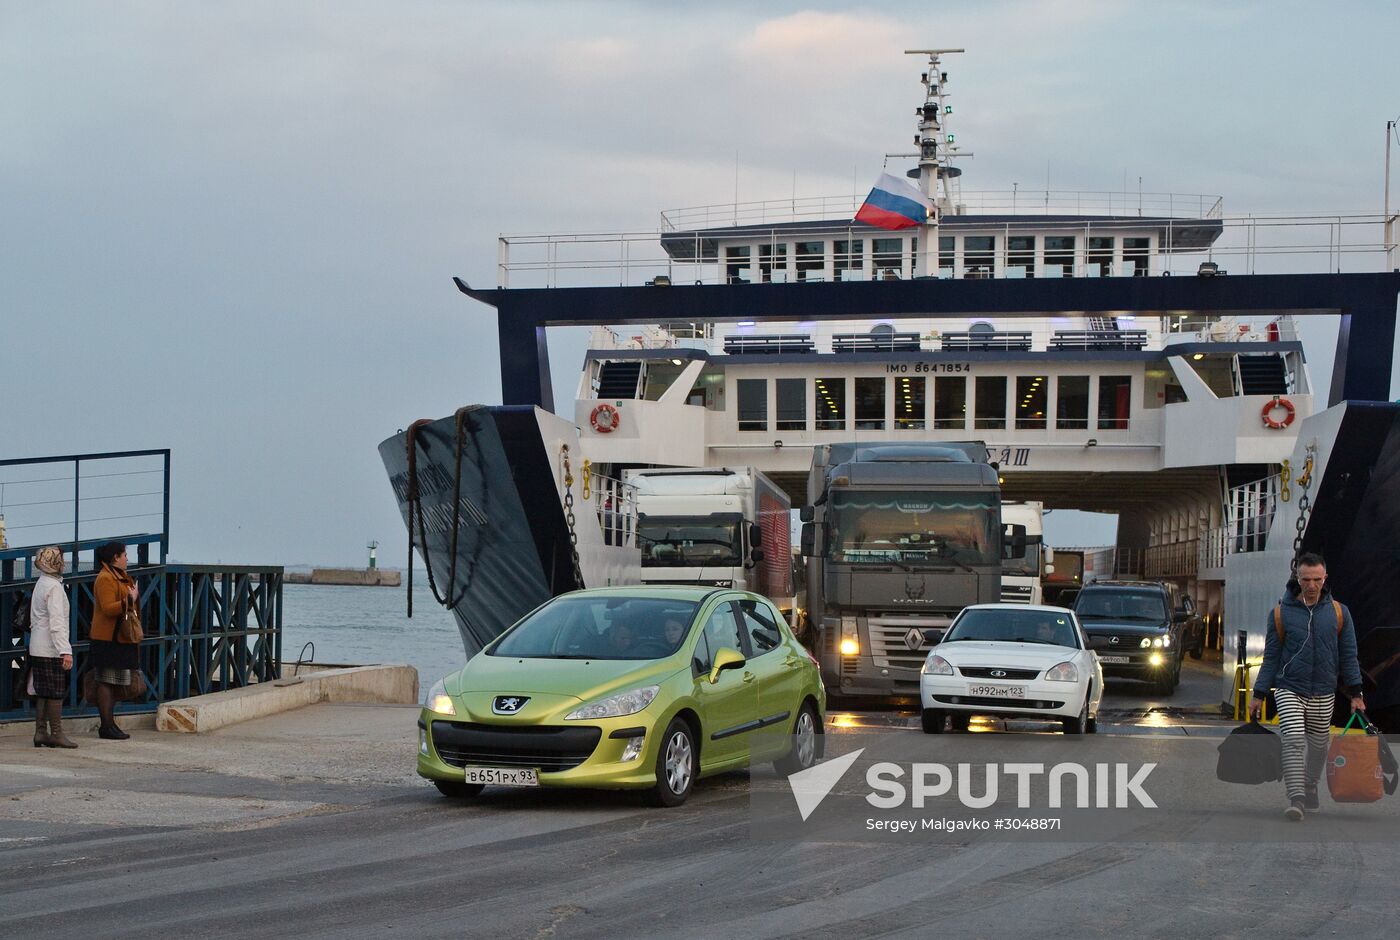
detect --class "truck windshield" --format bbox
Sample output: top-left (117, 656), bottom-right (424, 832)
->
top-left (1002, 535), bottom-right (1042, 577)
top-left (637, 516), bottom-right (742, 567)
top-left (829, 491), bottom-right (999, 566)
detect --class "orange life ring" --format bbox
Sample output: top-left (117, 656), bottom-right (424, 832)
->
top-left (1261, 397), bottom-right (1295, 430)
top-left (590, 403), bottom-right (620, 433)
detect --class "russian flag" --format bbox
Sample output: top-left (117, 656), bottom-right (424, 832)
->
top-left (855, 173), bottom-right (929, 230)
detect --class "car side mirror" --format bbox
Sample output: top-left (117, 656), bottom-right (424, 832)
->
top-left (799, 505), bottom-right (814, 523)
top-left (1044, 563), bottom-right (1055, 575)
top-left (709, 647), bottom-right (746, 684)
top-left (750, 547), bottom-right (765, 564)
top-left (1173, 609), bottom-right (1190, 623)
top-left (749, 522), bottom-right (762, 547)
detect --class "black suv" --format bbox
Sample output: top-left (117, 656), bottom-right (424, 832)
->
top-left (1071, 581), bottom-right (1205, 695)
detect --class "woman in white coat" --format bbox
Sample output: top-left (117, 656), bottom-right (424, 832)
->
top-left (29, 546), bottom-right (77, 748)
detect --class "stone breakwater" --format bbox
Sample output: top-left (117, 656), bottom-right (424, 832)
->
top-left (285, 568), bottom-right (401, 587)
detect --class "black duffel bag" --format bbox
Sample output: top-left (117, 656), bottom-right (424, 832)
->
top-left (1216, 719), bottom-right (1283, 784)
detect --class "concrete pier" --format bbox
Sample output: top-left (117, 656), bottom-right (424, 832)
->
top-left (284, 567), bottom-right (402, 587)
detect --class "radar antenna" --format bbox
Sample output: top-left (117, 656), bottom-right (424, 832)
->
top-left (905, 48), bottom-right (969, 275)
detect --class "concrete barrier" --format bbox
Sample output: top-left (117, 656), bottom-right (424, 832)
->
top-left (156, 664), bottom-right (419, 734)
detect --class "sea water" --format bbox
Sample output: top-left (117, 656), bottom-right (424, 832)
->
top-left (281, 580), bottom-right (467, 703)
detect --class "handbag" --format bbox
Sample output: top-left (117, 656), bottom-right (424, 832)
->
top-left (1216, 719), bottom-right (1282, 784)
top-left (115, 594), bottom-right (144, 644)
top-left (81, 667), bottom-right (147, 703)
top-left (1326, 712), bottom-right (1393, 803)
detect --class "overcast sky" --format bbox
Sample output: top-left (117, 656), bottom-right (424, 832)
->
top-left (3, 1), bottom-right (1398, 566)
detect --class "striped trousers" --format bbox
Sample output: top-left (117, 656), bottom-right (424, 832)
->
top-left (1274, 689), bottom-right (1333, 800)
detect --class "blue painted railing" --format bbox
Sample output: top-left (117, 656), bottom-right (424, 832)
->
top-left (1, 564), bottom-right (283, 721)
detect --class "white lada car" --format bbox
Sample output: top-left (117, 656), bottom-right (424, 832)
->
top-left (920, 604), bottom-right (1103, 735)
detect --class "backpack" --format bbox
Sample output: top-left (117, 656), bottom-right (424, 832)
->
top-left (1273, 600), bottom-right (1342, 642)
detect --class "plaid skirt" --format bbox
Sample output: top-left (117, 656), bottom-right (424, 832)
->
top-left (28, 656), bottom-right (69, 699)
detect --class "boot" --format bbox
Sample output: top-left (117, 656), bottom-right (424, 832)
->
top-left (33, 699), bottom-right (54, 748)
top-left (45, 699), bottom-right (78, 749)
top-left (95, 683), bottom-right (129, 740)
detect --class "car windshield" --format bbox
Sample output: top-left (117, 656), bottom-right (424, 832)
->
top-left (829, 490), bottom-right (999, 566)
top-left (491, 596), bottom-right (699, 660)
top-left (637, 516), bottom-right (741, 567)
top-left (1074, 591), bottom-right (1167, 623)
top-left (942, 609), bottom-right (1081, 648)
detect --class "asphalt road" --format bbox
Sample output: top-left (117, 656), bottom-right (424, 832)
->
top-left (2, 655), bottom-right (1393, 940)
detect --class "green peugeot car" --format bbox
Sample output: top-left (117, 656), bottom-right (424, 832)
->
top-left (418, 586), bottom-right (826, 806)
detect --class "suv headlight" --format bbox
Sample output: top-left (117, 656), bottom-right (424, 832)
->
top-left (565, 685), bottom-right (660, 721)
top-left (1045, 661), bottom-right (1078, 682)
top-left (922, 654), bottom-right (954, 676)
top-left (427, 679), bottom-right (456, 716)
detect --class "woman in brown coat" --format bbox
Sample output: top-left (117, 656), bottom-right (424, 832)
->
top-left (90, 541), bottom-right (139, 740)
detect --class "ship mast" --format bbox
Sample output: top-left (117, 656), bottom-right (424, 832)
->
top-left (905, 48), bottom-right (966, 276)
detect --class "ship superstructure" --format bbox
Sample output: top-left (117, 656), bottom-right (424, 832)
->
top-left (554, 51), bottom-right (1314, 693)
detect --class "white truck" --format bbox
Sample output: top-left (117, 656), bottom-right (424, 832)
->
top-left (626, 467), bottom-right (795, 615)
top-left (1000, 501), bottom-right (1052, 605)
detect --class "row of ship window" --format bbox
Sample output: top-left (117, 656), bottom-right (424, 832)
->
top-left (734, 374), bottom-right (1133, 432)
top-left (724, 235), bottom-right (1153, 282)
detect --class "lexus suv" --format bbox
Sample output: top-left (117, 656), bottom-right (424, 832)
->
top-left (1071, 581), bottom-right (1203, 695)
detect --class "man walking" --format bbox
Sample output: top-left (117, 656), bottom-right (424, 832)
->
top-left (1250, 553), bottom-right (1365, 820)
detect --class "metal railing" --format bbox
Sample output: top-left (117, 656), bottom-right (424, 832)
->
top-left (658, 189), bottom-right (1225, 232)
top-left (1, 563), bottom-right (283, 721)
top-left (593, 472), bottom-right (637, 550)
top-left (583, 314), bottom-right (1302, 357)
top-left (0, 450), bottom-right (170, 578)
top-left (496, 211), bottom-right (1393, 288)
top-left (1144, 539), bottom-right (1200, 578)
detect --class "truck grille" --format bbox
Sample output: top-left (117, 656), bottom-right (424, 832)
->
top-left (867, 615), bottom-right (954, 671)
top-left (430, 721), bottom-right (600, 772)
top-left (1000, 584), bottom-right (1034, 604)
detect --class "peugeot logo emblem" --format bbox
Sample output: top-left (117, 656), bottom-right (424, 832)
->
top-left (492, 695), bottom-right (529, 715)
top-left (990, 669), bottom-right (1007, 678)
top-left (1109, 636), bottom-right (1120, 645)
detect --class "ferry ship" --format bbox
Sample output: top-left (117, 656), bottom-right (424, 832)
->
top-left (384, 49), bottom-right (1400, 721)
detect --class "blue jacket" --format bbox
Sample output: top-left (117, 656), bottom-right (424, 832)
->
top-left (1253, 586), bottom-right (1363, 699)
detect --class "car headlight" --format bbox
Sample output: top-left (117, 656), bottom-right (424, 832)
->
top-left (1140, 635), bottom-right (1170, 648)
top-left (565, 685), bottom-right (659, 721)
top-left (1044, 661), bottom-right (1078, 682)
top-left (427, 679), bottom-right (456, 716)
top-left (922, 654), bottom-right (954, 676)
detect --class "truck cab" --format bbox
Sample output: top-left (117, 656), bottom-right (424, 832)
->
top-left (800, 442), bottom-right (1024, 700)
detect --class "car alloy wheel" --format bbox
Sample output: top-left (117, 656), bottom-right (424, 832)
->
top-left (776, 703), bottom-right (824, 774)
top-left (665, 730), bottom-right (693, 794)
top-left (645, 717), bottom-right (697, 807)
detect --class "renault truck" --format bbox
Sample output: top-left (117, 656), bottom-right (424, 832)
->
top-left (628, 467), bottom-right (795, 616)
top-left (800, 442), bottom-right (1024, 699)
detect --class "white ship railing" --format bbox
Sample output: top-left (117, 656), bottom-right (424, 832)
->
top-left (497, 212), bottom-right (1393, 288)
top-left (583, 314), bottom-right (1302, 355)
top-left (1200, 472), bottom-right (1282, 571)
top-left (658, 190), bottom-right (1224, 232)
